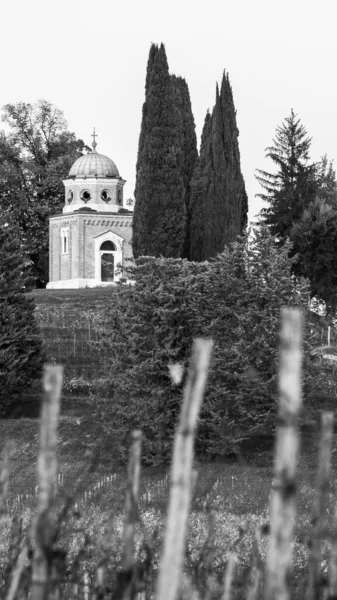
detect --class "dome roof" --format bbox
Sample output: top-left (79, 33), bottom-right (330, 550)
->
top-left (69, 151), bottom-right (119, 178)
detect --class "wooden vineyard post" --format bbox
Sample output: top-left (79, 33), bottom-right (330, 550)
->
top-left (265, 308), bottom-right (303, 600)
top-left (121, 429), bottom-right (142, 600)
top-left (308, 412), bottom-right (334, 600)
top-left (31, 365), bottom-right (63, 600)
top-left (156, 338), bottom-right (213, 600)
top-left (0, 441), bottom-right (12, 551)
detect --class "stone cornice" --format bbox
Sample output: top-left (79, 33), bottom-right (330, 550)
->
top-left (63, 177), bottom-right (126, 186)
top-left (49, 212), bottom-right (133, 221)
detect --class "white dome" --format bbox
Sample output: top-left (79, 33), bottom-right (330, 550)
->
top-left (69, 152), bottom-right (119, 178)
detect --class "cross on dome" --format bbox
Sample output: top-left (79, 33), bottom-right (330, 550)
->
top-left (91, 127), bottom-right (98, 152)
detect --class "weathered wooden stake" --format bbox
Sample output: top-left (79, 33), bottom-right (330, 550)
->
top-left (156, 338), bottom-right (213, 600)
top-left (31, 365), bottom-right (63, 600)
top-left (265, 308), bottom-right (303, 600)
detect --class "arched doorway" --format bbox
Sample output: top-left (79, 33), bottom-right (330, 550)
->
top-left (100, 240), bottom-right (116, 282)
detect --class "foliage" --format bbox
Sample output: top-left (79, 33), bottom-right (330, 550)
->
top-left (255, 108), bottom-right (318, 244)
top-left (0, 100), bottom-right (89, 287)
top-left (312, 153), bottom-right (337, 206)
top-left (0, 216), bottom-right (44, 415)
top-left (189, 226), bottom-right (316, 458)
top-left (189, 72), bottom-right (248, 262)
top-left (95, 227), bottom-right (317, 464)
top-left (95, 257), bottom-right (200, 465)
top-left (290, 198), bottom-right (337, 315)
top-left (132, 44), bottom-right (186, 258)
top-left (170, 75), bottom-right (198, 260)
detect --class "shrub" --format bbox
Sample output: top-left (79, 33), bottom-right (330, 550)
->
top-left (94, 227), bottom-right (319, 464)
top-left (0, 216), bottom-right (44, 415)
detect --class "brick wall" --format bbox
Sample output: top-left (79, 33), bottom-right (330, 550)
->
top-left (49, 212), bottom-right (133, 283)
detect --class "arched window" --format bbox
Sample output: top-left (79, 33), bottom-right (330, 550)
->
top-left (61, 228), bottom-right (69, 254)
top-left (100, 240), bottom-right (116, 251)
top-left (100, 240), bottom-right (115, 282)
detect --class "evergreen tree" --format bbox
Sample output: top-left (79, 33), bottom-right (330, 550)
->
top-left (255, 108), bottom-right (317, 244)
top-left (0, 216), bottom-right (44, 415)
top-left (133, 44), bottom-right (186, 258)
top-left (94, 230), bottom-right (318, 465)
top-left (189, 72), bottom-right (248, 262)
top-left (171, 75), bottom-right (198, 259)
top-left (290, 198), bottom-right (337, 315)
top-left (188, 111), bottom-right (213, 262)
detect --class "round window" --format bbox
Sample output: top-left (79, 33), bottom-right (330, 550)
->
top-left (81, 190), bottom-right (91, 203)
top-left (67, 190), bottom-right (73, 204)
top-left (101, 190), bottom-right (111, 203)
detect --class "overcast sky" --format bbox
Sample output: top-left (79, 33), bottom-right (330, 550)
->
top-left (1, 0), bottom-right (336, 225)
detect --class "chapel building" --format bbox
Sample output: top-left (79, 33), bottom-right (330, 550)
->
top-left (47, 133), bottom-right (133, 289)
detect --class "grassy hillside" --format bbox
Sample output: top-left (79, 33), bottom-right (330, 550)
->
top-left (28, 289), bottom-right (116, 383)
top-left (29, 287), bottom-right (119, 306)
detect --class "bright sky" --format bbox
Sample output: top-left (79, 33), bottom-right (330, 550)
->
top-left (2, 0), bottom-right (336, 225)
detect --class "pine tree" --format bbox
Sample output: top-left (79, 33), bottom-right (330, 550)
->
top-left (170, 75), bottom-right (198, 259)
top-left (132, 44), bottom-right (186, 258)
top-left (255, 108), bottom-right (317, 244)
top-left (189, 72), bottom-right (248, 262)
top-left (0, 216), bottom-right (44, 415)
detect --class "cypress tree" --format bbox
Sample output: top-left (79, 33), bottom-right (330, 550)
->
top-left (189, 71), bottom-right (248, 262)
top-left (133, 44), bottom-right (186, 258)
top-left (219, 72), bottom-right (248, 238)
top-left (171, 75), bottom-right (198, 259)
top-left (0, 216), bottom-right (44, 415)
top-left (189, 111), bottom-right (213, 262)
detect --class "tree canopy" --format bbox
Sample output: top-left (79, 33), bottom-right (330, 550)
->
top-left (0, 100), bottom-right (89, 287)
top-left (290, 198), bottom-right (337, 315)
top-left (0, 215), bottom-right (44, 415)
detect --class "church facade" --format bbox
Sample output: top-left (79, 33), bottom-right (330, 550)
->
top-left (47, 134), bottom-right (133, 289)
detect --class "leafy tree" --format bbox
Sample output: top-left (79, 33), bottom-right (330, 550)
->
top-left (0, 215), bottom-right (44, 415)
top-left (132, 44), bottom-right (186, 258)
top-left (255, 108), bottom-right (317, 244)
top-left (290, 198), bottom-right (337, 315)
top-left (189, 72), bottom-right (248, 262)
top-left (171, 75), bottom-right (198, 259)
top-left (312, 154), bottom-right (337, 207)
top-left (0, 100), bottom-right (89, 287)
